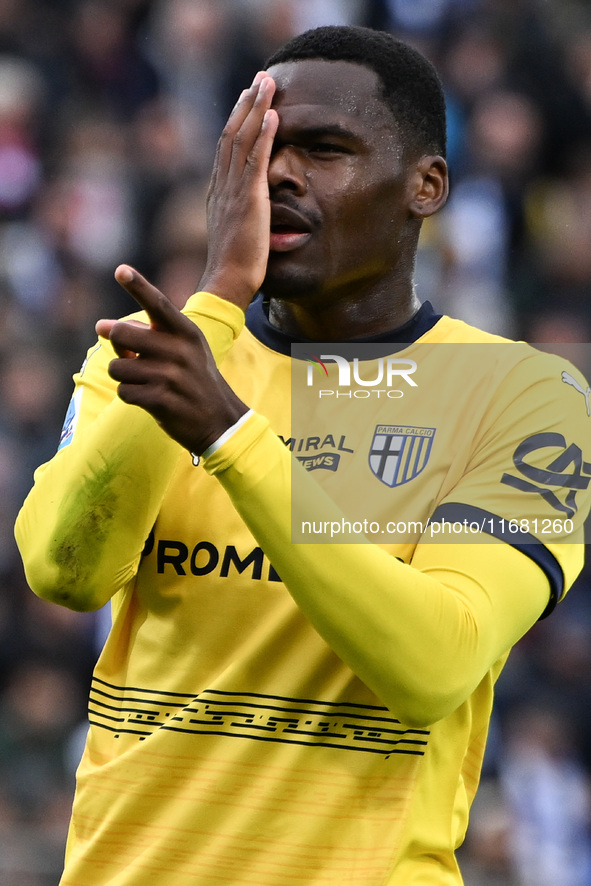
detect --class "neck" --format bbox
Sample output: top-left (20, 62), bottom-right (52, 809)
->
top-left (267, 280), bottom-right (421, 342)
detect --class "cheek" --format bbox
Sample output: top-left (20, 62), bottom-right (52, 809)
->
top-left (313, 163), bottom-right (408, 256)
top-left (328, 182), bottom-right (403, 252)
top-left (322, 180), bottom-right (377, 233)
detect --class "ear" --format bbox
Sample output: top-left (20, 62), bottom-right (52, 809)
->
top-left (407, 155), bottom-right (449, 219)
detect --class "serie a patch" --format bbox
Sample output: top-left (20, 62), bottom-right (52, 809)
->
top-left (58, 388), bottom-right (83, 451)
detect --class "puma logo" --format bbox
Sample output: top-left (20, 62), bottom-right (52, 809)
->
top-left (562, 371), bottom-right (591, 417)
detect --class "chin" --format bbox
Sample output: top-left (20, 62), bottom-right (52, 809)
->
top-left (261, 265), bottom-right (322, 302)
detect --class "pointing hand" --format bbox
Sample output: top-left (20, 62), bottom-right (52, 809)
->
top-left (97, 265), bottom-right (248, 455)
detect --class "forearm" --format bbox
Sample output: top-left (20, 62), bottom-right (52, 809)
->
top-left (16, 399), bottom-right (183, 610)
top-left (205, 415), bottom-right (551, 726)
top-left (15, 292), bottom-right (245, 611)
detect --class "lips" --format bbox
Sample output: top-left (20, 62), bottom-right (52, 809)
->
top-left (269, 204), bottom-right (313, 253)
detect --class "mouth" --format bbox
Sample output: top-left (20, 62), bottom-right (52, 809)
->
top-left (269, 205), bottom-right (313, 253)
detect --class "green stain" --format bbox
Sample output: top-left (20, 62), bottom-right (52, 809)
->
top-left (50, 452), bottom-right (124, 603)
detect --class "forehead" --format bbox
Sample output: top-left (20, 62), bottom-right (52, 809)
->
top-left (267, 59), bottom-right (396, 134)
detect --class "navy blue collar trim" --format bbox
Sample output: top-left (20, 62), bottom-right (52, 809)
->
top-left (244, 295), bottom-right (442, 357)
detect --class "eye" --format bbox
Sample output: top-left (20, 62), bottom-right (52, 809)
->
top-left (308, 143), bottom-right (347, 156)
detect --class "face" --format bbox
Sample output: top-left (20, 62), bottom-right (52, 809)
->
top-left (262, 59), bottom-right (425, 305)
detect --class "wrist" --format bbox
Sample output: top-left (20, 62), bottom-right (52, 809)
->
top-left (189, 395), bottom-right (251, 459)
top-left (197, 271), bottom-right (258, 311)
top-left (192, 409), bottom-right (255, 465)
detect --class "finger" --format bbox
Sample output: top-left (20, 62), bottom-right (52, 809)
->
top-left (95, 318), bottom-right (137, 358)
top-left (108, 356), bottom-right (186, 411)
top-left (114, 265), bottom-right (185, 332)
top-left (96, 318), bottom-right (116, 339)
top-left (247, 108), bottom-right (279, 177)
top-left (210, 88), bottom-right (249, 190)
top-left (112, 371), bottom-right (177, 416)
top-left (97, 317), bottom-right (149, 347)
top-left (108, 355), bottom-right (155, 385)
top-left (228, 72), bottom-right (268, 131)
top-left (229, 77), bottom-right (276, 169)
top-left (214, 74), bottom-right (274, 180)
top-left (213, 74), bottom-right (264, 177)
top-left (107, 319), bottom-right (180, 360)
top-left (115, 382), bottom-right (183, 426)
top-left (112, 342), bottom-right (139, 360)
top-left (116, 382), bottom-right (153, 410)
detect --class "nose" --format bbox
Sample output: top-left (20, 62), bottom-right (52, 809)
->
top-left (268, 145), bottom-right (307, 195)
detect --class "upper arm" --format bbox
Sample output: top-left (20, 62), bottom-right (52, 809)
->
top-left (16, 327), bottom-right (182, 611)
top-left (426, 351), bottom-right (591, 615)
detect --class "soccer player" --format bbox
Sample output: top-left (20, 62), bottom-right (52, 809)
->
top-left (15, 26), bottom-right (591, 886)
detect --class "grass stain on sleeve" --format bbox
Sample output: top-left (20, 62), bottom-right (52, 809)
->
top-left (49, 452), bottom-right (128, 604)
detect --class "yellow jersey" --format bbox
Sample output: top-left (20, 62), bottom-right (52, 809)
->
top-left (15, 293), bottom-right (591, 885)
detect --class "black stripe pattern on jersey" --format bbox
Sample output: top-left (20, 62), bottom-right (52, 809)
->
top-left (88, 678), bottom-right (429, 759)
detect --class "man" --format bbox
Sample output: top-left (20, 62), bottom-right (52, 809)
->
top-left (15, 25), bottom-right (591, 886)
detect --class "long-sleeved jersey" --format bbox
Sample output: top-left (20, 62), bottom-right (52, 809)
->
top-left (15, 293), bottom-right (591, 885)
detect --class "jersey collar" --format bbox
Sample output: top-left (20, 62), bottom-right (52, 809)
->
top-left (245, 294), bottom-right (442, 356)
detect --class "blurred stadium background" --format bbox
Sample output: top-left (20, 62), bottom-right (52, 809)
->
top-left (1, 1), bottom-right (591, 883)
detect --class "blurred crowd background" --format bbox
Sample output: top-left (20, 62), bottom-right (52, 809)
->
top-left (0, 0), bottom-right (591, 883)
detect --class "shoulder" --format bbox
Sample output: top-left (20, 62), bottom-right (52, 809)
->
top-left (428, 314), bottom-right (589, 394)
top-left (426, 315), bottom-right (514, 344)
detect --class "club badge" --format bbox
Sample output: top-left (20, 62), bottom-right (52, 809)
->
top-left (369, 425), bottom-right (435, 487)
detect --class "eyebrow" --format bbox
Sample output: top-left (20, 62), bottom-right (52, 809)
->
top-left (286, 123), bottom-right (362, 143)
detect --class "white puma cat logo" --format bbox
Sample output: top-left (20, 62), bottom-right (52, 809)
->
top-left (562, 371), bottom-right (591, 417)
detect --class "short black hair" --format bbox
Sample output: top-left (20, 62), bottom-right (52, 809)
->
top-left (266, 25), bottom-right (447, 158)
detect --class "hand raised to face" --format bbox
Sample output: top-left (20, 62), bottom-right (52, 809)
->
top-left (199, 71), bottom-right (279, 309)
top-left (97, 265), bottom-right (248, 456)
